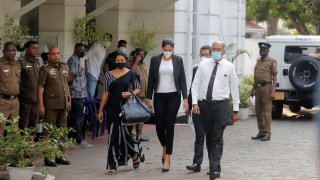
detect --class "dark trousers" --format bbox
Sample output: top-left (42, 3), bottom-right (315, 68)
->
top-left (154, 92), bottom-right (181, 155)
top-left (192, 114), bottom-right (205, 165)
top-left (199, 100), bottom-right (230, 173)
top-left (19, 102), bottom-right (38, 129)
top-left (67, 98), bottom-right (85, 144)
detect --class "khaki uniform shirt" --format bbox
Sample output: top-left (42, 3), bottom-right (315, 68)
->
top-left (131, 63), bottom-right (148, 98)
top-left (38, 62), bottom-right (70, 109)
top-left (19, 57), bottom-right (40, 103)
top-left (0, 57), bottom-right (21, 96)
top-left (254, 56), bottom-right (278, 84)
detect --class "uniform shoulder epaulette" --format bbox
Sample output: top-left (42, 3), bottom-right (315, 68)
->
top-left (18, 57), bottom-right (25, 62)
top-left (268, 57), bottom-right (276, 62)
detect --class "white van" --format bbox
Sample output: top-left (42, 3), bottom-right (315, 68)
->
top-left (266, 35), bottom-right (320, 118)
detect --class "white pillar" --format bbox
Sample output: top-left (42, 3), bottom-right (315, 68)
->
top-left (38, 0), bottom-right (86, 62)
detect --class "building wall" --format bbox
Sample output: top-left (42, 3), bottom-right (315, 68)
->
top-left (243, 38), bottom-right (263, 76)
top-left (39, 0), bottom-right (86, 62)
top-left (96, 0), bottom-right (176, 62)
top-left (0, 0), bottom-right (246, 77)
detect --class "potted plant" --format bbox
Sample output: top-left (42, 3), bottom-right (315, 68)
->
top-left (238, 76), bottom-right (254, 120)
top-left (3, 17), bottom-right (29, 51)
top-left (74, 15), bottom-right (111, 47)
top-left (0, 114), bottom-right (76, 180)
top-left (129, 26), bottom-right (157, 52)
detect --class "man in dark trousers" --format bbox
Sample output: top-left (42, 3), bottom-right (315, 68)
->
top-left (103, 39), bottom-right (127, 72)
top-left (67, 43), bottom-right (92, 148)
top-left (38, 46), bottom-right (71, 167)
top-left (191, 41), bottom-right (239, 180)
top-left (251, 42), bottom-right (277, 141)
top-left (19, 41), bottom-right (40, 130)
top-left (186, 45), bottom-right (211, 172)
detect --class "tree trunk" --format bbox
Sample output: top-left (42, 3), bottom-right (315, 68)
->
top-left (316, 20), bottom-right (320, 35)
top-left (299, 19), bottom-right (310, 35)
top-left (266, 18), bottom-right (278, 35)
top-left (288, 14), bottom-right (310, 35)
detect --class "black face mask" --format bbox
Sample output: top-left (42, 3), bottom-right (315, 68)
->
top-left (77, 52), bottom-right (85, 58)
top-left (116, 62), bottom-right (126, 69)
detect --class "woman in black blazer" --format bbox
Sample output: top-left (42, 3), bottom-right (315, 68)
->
top-left (146, 38), bottom-right (188, 172)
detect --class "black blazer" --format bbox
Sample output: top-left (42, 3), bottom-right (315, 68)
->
top-left (147, 54), bottom-right (188, 100)
top-left (188, 66), bottom-right (198, 109)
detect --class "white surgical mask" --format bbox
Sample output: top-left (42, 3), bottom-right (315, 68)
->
top-left (163, 51), bottom-right (172, 58)
top-left (200, 56), bottom-right (207, 61)
top-left (103, 41), bottom-right (111, 48)
top-left (119, 47), bottom-right (126, 53)
top-left (212, 52), bottom-right (222, 61)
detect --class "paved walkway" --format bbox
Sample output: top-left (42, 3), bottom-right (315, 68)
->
top-left (35, 108), bottom-right (319, 180)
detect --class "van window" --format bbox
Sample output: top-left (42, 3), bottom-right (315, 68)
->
top-left (284, 46), bottom-right (320, 64)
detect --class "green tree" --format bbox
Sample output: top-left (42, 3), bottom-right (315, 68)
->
top-left (246, 0), bottom-right (320, 35)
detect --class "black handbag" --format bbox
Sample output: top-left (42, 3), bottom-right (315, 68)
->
top-left (121, 94), bottom-right (151, 125)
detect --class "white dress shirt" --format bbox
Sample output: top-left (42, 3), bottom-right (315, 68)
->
top-left (85, 43), bottom-right (106, 79)
top-left (191, 58), bottom-right (240, 111)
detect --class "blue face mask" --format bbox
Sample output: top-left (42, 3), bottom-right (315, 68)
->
top-left (212, 52), bottom-right (222, 61)
top-left (259, 50), bottom-right (269, 59)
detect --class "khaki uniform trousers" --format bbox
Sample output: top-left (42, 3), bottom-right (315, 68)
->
top-left (0, 98), bottom-right (19, 136)
top-left (255, 85), bottom-right (273, 135)
top-left (44, 109), bottom-right (68, 135)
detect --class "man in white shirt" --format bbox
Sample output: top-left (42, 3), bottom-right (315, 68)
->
top-left (85, 43), bottom-right (107, 97)
top-left (191, 41), bottom-right (239, 180)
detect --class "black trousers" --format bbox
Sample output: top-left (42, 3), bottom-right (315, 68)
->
top-left (19, 102), bottom-right (38, 129)
top-left (68, 98), bottom-right (85, 144)
top-left (199, 100), bottom-right (230, 173)
top-left (154, 92), bottom-right (181, 155)
top-left (192, 113), bottom-right (205, 165)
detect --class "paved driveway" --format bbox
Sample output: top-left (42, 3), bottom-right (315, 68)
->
top-left (35, 107), bottom-right (319, 180)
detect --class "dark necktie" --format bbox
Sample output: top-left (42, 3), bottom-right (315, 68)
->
top-left (206, 62), bottom-right (219, 101)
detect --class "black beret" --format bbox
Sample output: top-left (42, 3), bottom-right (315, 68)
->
top-left (258, 42), bottom-right (271, 49)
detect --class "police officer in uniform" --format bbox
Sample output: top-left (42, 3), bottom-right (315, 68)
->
top-left (0, 42), bottom-right (21, 137)
top-left (38, 46), bottom-right (71, 166)
top-left (251, 42), bottom-right (277, 141)
top-left (19, 41), bottom-right (40, 129)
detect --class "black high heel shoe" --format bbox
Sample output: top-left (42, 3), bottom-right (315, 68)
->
top-left (161, 161), bottom-right (170, 172)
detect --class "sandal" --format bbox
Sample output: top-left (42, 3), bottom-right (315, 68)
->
top-left (132, 153), bottom-right (140, 169)
top-left (107, 169), bottom-right (117, 175)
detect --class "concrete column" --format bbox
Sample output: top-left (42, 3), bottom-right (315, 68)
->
top-left (96, 0), bottom-right (176, 61)
top-left (38, 0), bottom-right (86, 62)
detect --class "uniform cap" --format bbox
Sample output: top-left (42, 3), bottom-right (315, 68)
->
top-left (258, 42), bottom-right (271, 49)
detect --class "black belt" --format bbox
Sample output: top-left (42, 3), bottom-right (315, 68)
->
top-left (202, 98), bottom-right (229, 104)
top-left (0, 94), bottom-right (17, 100)
top-left (255, 81), bottom-right (272, 88)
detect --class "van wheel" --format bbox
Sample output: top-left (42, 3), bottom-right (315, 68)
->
top-left (272, 101), bottom-right (283, 119)
top-left (289, 56), bottom-right (320, 93)
top-left (289, 104), bottom-right (301, 113)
